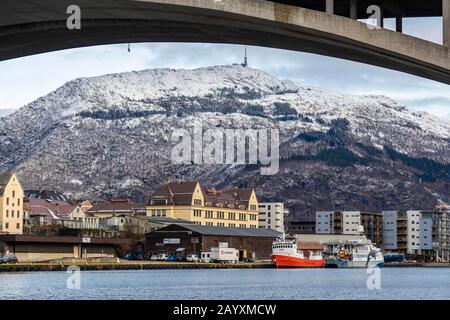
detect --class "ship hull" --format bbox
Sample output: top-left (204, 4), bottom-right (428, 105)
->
top-left (384, 254), bottom-right (405, 263)
top-left (324, 259), bottom-right (384, 268)
top-left (271, 254), bottom-right (324, 268)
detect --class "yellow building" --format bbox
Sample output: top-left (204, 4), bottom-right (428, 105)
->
top-left (146, 182), bottom-right (259, 228)
top-left (0, 173), bottom-right (24, 235)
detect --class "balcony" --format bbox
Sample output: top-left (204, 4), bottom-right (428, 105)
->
top-left (397, 212), bottom-right (408, 220)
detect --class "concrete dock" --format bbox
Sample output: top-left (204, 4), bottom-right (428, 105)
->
top-left (0, 260), bottom-right (275, 272)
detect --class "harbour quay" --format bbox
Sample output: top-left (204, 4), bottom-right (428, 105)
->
top-left (146, 223), bottom-right (281, 261)
top-left (0, 260), bottom-right (274, 272)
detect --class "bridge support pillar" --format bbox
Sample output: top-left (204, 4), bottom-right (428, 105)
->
top-left (326, 0), bottom-right (334, 14)
top-left (350, 0), bottom-right (357, 19)
top-left (444, 0), bottom-right (450, 47)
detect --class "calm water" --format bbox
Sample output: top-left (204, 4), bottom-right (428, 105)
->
top-left (0, 268), bottom-right (449, 300)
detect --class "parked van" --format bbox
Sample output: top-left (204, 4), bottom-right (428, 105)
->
top-left (200, 252), bottom-right (211, 263)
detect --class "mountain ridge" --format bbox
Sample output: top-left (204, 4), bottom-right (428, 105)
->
top-left (1, 65), bottom-right (449, 218)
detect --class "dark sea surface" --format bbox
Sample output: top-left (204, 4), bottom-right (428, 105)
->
top-left (1, 268), bottom-right (449, 300)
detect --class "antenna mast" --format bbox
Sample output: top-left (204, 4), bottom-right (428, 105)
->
top-left (242, 47), bottom-right (248, 67)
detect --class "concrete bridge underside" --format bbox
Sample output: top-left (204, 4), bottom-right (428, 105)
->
top-left (0, 0), bottom-right (449, 84)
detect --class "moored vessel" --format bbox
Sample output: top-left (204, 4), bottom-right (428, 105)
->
top-left (323, 240), bottom-right (384, 268)
top-left (383, 252), bottom-right (405, 263)
top-left (271, 237), bottom-right (324, 268)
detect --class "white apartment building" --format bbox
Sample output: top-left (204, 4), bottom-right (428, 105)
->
top-left (316, 211), bottom-right (361, 235)
top-left (258, 203), bottom-right (284, 233)
top-left (316, 211), bottom-right (333, 234)
top-left (382, 210), bottom-right (397, 250)
top-left (382, 210), bottom-right (432, 255)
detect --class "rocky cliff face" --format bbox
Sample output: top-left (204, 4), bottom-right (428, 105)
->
top-left (1, 65), bottom-right (449, 218)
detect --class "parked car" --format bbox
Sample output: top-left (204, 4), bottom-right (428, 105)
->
top-left (150, 255), bottom-right (159, 261)
top-left (157, 254), bottom-right (168, 261)
top-left (0, 255), bottom-right (18, 264)
top-left (167, 255), bottom-right (177, 262)
top-left (186, 254), bottom-right (199, 262)
top-left (123, 253), bottom-right (142, 261)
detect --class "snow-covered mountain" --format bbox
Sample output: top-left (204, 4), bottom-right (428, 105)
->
top-left (0, 109), bottom-right (16, 118)
top-left (1, 65), bottom-right (449, 218)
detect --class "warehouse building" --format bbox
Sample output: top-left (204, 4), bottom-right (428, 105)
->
top-left (146, 223), bottom-right (281, 260)
top-left (0, 235), bottom-right (132, 262)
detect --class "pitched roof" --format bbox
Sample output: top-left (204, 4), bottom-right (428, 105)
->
top-left (151, 223), bottom-right (281, 238)
top-left (0, 172), bottom-right (13, 196)
top-left (25, 189), bottom-right (69, 202)
top-left (28, 198), bottom-right (76, 220)
top-left (87, 199), bottom-right (145, 215)
top-left (141, 216), bottom-right (196, 224)
top-left (148, 182), bottom-right (257, 209)
top-left (149, 181), bottom-right (199, 205)
top-left (223, 188), bottom-right (254, 201)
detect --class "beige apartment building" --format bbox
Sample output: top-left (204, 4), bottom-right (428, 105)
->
top-left (0, 173), bottom-right (24, 235)
top-left (147, 182), bottom-right (259, 228)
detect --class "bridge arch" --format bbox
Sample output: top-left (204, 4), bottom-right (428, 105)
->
top-left (0, 0), bottom-right (449, 84)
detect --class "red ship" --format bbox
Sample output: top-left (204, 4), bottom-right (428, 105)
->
top-left (271, 238), bottom-right (324, 268)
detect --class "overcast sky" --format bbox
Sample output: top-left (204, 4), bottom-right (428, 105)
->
top-left (0, 17), bottom-right (449, 119)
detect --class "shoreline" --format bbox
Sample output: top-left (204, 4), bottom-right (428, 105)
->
top-left (0, 261), bottom-right (450, 272)
top-left (0, 261), bottom-right (274, 272)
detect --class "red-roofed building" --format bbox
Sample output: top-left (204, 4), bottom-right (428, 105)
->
top-left (25, 198), bottom-right (99, 229)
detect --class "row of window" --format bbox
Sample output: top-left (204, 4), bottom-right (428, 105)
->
top-left (5, 210), bottom-right (22, 219)
top-left (197, 221), bottom-right (257, 228)
top-left (2, 222), bottom-right (20, 230)
top-left (5, 197), bottom-right (21, 206)
top-left (196, 210), bottom-right (257, 221)
top-left (151, 209), bottom-right (167, 217)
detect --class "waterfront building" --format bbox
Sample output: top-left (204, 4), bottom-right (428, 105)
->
top-left (316, 211), bottom-right (382, 245)
top-left (360, 212), bottom-right (383, 248)
top-left (315, 211), bottom-right (361, 235)
top-left (420, 206), bottom-right (450, 262)
top-left (146, 182), bottom-right (259, 228)
top-left (283, 207), bottom-right (290, 231)
top-left (68, 205), bottom-right (100, 230)
top-left (258, 202), bottom-right (285, 232)
top-left (87, 199), bottom-right (146, 219)
top-left (146, 223), bottom-right (280, 260)
top-left (285, 220), bottom-right (316, 234)
top-left (0, 234), bottom-right (131, 261)
top-left (25, 198), bottom-right (100, 230)
top-left (0, 173), bottom-right (24, 235)
top-left (382, 210), bottom-right (432, 256)
top-left (102, 214), bottom-right (150, 235)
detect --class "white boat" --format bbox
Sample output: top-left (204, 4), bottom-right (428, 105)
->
top-left (323, 240), bottom-right (384, 268)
